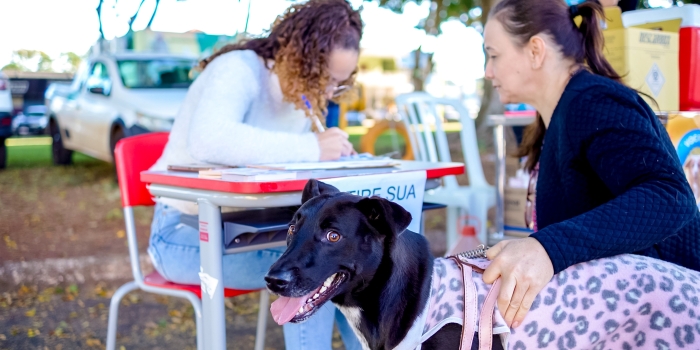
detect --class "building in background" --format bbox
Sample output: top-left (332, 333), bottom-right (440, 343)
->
top-left (4, 71), bottom-right (73, 114)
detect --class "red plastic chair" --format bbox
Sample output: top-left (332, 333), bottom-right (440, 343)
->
top-left (106, 132), bottom-right (269, 350)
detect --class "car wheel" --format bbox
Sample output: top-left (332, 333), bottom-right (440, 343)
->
top-left (110, 127), bottom-right (125, 162)
top-left (0, 139), bottom-right (6, 169)
top-left (50, 121), bottom-right (73, 165)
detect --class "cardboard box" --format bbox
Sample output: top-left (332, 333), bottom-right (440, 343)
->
top-left (602, 6), bottom-right (680, 112)
top-left (623, 5), bottom-right (700, 111)
top-left (504, 187), bottom-right (533, 237)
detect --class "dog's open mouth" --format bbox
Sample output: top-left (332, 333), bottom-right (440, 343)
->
top-left (270, 272), bottom-right (346, 325)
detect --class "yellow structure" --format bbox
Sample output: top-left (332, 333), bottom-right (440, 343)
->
top-left (601, 7), bottom-right (681, 111)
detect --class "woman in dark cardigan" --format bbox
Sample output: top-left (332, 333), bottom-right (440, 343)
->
top-left (480, 0), bottom-right (700, 330)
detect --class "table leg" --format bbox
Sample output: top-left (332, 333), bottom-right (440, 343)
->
top-left (197, 199), bottom-right (226, 350)
top-left (491, 124), bottom-right (506, 245)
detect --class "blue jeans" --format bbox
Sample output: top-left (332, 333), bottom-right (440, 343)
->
top-left (148, 203), bottom-right (362, 350)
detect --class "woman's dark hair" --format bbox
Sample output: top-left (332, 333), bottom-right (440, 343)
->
top-left (490, 0), bottom-right (620, 171)
top-left (199, 0), bottom-right (362, 121)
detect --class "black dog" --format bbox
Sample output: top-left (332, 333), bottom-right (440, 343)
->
top-left (265, 180), bottom-right (500, 350)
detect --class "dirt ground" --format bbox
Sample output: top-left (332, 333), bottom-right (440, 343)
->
top-left (0, 130), bottom-right (520, 349)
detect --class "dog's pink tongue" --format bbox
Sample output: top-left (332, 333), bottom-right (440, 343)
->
top-left (270, 291), bottom-right (313, 325)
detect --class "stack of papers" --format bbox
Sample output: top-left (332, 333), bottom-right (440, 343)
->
top-left (192, 155), bottom-right (401, 181)
top-left (199, 168), bottom-right (306, 181)
top-left (248, 159), bottom-right (400, 171)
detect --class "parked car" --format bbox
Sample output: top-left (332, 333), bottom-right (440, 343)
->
top-left (44, 82), bottom-right (71, 105)
top-left (12, 105), bottom-right (48, 136)
top-left (46, 52), bottom-right (196, 165)
top-left (0, 72), bottom-right (13, 169)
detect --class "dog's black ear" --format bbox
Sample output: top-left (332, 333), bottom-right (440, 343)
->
top-left (357, 196), bottom-right (412, 236)
top-left (301, 179), bottom-right (340, 204)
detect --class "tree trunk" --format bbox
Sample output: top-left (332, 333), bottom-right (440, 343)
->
top-left (475, 0), bottom-right (501, 128)
top-left (411, 0), bottom-right (444, 92)
top-left (146, 0), bottom-right (161, 29)
top-left (96, 0), bottom-right (105, 40)
top-left (130, 0), bottom-right (147, 31)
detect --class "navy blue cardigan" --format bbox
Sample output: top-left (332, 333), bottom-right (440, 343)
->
top-left (531, 70), bottom-right (700, 274)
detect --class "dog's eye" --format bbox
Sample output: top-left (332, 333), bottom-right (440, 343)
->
top-left (288, 225), bottom-right (295, 236)
top-left (326, 231), bottom-right (341, 243)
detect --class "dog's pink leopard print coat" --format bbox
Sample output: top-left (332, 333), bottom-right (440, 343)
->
top-left (415, 254), bottom-right (700, 350)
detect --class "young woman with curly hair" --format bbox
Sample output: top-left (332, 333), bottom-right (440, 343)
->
top-left (146, 1), bottom-right (363, 348)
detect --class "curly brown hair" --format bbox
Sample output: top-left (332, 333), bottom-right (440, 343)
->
top-left (199, 0), bottom-right (363, 126)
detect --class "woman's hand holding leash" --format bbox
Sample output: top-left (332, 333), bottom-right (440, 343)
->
top-left (482, 237), bottom-right (554, 329)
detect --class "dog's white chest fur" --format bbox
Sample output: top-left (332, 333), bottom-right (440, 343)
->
top-left (336, 305), bottom-right (371, 350)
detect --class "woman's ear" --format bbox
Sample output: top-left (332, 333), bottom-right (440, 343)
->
top-left (527, 35), bottom-right (548, 70)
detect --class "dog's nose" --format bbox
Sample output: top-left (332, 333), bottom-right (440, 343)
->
top-left (265, 270), bottom-right (293, 290)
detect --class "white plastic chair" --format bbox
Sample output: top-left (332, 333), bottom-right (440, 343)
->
top-left (395, 92), bottom-right (496, 246)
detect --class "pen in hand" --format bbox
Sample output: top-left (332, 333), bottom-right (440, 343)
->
top-left (302, 95), bottom-right (325, 133)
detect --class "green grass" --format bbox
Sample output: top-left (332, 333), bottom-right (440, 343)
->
top-left (7, 144), bottom-right (102, 169)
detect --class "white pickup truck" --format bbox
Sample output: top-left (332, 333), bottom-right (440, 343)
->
top-left (47, 52), bottom-right (197, 164)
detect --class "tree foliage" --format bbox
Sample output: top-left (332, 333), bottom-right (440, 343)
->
top-left (1, 50), bottom-right (53, 72)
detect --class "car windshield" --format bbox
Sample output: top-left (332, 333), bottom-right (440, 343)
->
top-left (117, 59), bottom-right (195, 89)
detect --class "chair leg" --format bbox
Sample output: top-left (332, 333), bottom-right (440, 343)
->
top-left (178, 291), bottom-right (204, 350)
top-left (475, 200), bottom-right (490, 245)
top-left (106, 281), bottom-right (139, 350)
top-left (446, 206), bottom-right (460, 250)
top-left (254, 290), bottom-right (270, 350)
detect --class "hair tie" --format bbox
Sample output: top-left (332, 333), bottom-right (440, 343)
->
top-left (569, 5), bottom-right (580, 19)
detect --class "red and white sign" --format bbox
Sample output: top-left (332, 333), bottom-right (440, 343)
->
top-left (199, 221), bottom-right (209, 242)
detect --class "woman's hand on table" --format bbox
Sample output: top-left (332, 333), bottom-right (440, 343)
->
top-left (482, 237), bottom-right (554, 329)
top-left (317, 127), bottom-right (355, 161)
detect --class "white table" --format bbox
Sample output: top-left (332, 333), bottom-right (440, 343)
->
top-left (141, 161), bottom-right (464, 350)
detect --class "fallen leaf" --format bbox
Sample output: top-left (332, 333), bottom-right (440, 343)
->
top-left (69, 312), bottom-right (78, 318)
top-left (106, 208), bottom-right (123, 220)
top-left (94, 285), bottom-right (108, 298)
top-left (27, 328), bottom-right (39, 337)
top-left (116, 230), bottom-right (125, 238)
top-left (85, 338), bottom-right (101, 347)
top-left (68, 284), bottom-right (78, 294)
top-left (25, 308), bottom-right (36, 317)
top-left (4, 236), bottom-right (17, 250)
top-left (119, 346), bottom-right (126, 350)
top-left (52, 327), bottom-right (63, 337)
top-left (18, 285), bottom-right (31, 296)
top-left (0, 334), bottom-right (5, 340)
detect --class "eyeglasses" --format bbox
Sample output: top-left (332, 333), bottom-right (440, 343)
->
top-left (524, 163), bottom-right (539, 231)
top-left (325, 84), bottom-right (351, 99)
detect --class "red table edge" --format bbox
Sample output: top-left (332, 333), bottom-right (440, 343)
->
top-left (141, 164), bottom-right (465, 194)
